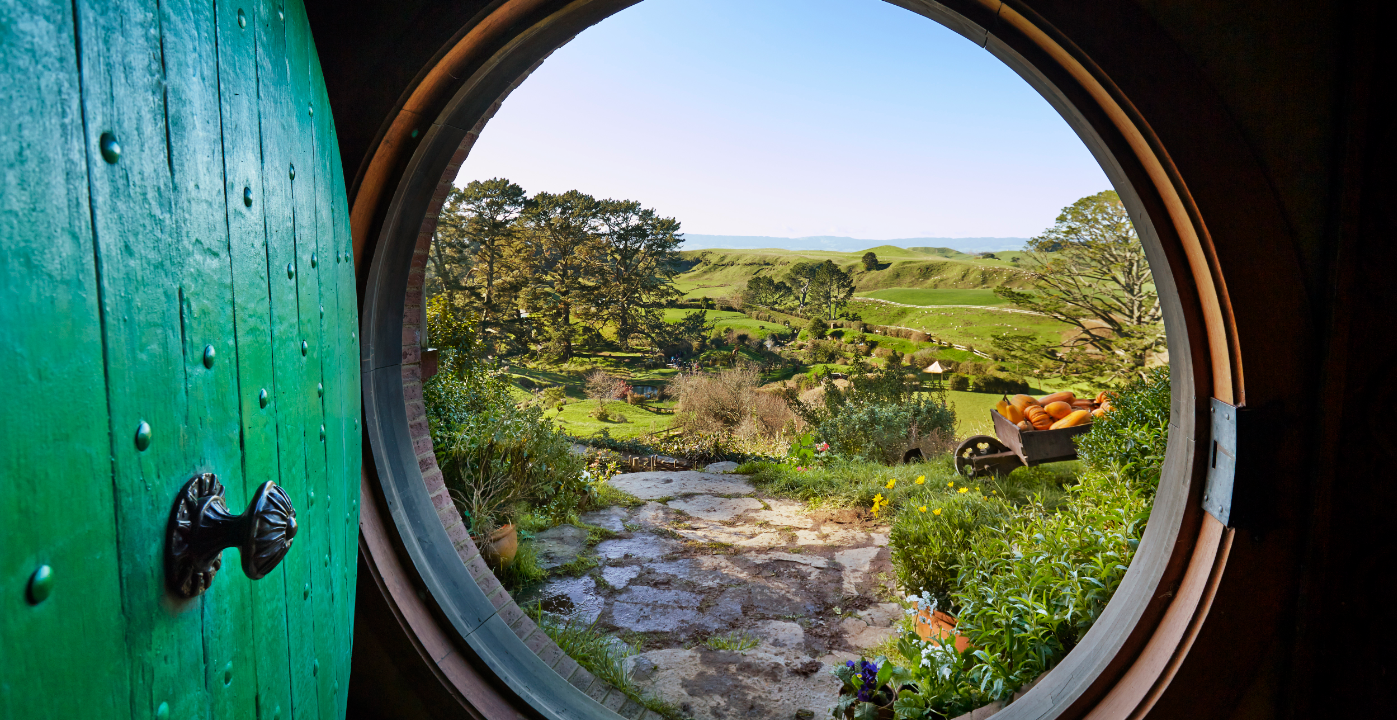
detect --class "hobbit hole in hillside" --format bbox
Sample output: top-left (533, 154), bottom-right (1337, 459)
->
top-left (401, 2), bottom-right (1171, 719)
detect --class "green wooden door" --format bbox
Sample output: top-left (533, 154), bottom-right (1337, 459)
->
top-left (0, 1), bottom-right (361, 718)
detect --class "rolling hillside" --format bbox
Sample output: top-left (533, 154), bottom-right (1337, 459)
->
top-left (674, 245), bottom-right (1034, 301)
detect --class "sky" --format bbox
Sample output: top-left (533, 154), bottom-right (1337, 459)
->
top-left (453, 0), bottom-right (1112, 240)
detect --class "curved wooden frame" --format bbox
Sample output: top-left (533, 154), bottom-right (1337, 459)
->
top-left (350, 1), bottom-right (1307, 718)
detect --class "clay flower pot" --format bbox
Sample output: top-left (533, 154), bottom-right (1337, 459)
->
top-left (478, 524), bottom-right (518, 570)
top-left (915, 608), bottom-right (972, 653)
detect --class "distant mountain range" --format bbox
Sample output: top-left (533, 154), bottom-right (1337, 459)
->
top-left (680, 234), bottom-right (1028, 255)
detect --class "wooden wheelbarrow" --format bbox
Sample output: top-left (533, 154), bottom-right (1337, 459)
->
top-left (953, 410), bottom-right (1093, 477)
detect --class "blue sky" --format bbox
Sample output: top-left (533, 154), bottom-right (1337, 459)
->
top-left (453, 0), bottom-right (1111, 240)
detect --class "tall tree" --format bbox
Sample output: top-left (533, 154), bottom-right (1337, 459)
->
top-left (807, 260), bottom-right (855, 320)
top-left (459, 178), bottom-right (528, 328)
top-left (992, 190), bottom-right (1164, 385)
top-left (783, 262), bottom-right (821, 314)
top-left (516, 190), bottom-right (603, 360)
top-left (744, 275), bottom-right (792, 310)
top-left (861, 251), bottom-right (879, 270)
top-left (592, 199), bottom-right (683, 348)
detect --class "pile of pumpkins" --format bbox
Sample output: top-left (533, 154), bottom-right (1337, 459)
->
top-left (994, 391), bottom-right (1113, 432)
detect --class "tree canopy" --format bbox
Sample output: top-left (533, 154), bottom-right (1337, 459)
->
top-left (992, 190), bottom-right (1165, 385)
top-left (425, 179), bottom-right (692, 361)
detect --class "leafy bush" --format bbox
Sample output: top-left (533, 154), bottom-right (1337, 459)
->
top-left (890, 493), bottom-right (1012, 611)
top-left (423, 311), bottom-right (590, 534)
top-left (541, 385), bottom-right (568, 409)
top-left (948, 374), bottom-right (970, 391)
top-left (969, 373), bottom-right (1030, 395)
top-left (816, 399), bottom-right (954, 464)
top-left (784, 366), bottom-right (956, 465)
top-left (909, 348), bottom-right (938, 370)
top-left (1075, 365), bottom-right (1170, 483)
top-left (882, 364), bottom-right (1171, 716)
top-left (808, 339), bottom-right (845, 364)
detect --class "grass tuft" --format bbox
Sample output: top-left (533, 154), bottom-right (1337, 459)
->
top-left (704, 632), bottom-right (759, 652)
top-left (526, 605), bottom-right (683, 720)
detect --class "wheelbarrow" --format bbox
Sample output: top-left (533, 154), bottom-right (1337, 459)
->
top-left (953, 409), bottom-right (1093, 477)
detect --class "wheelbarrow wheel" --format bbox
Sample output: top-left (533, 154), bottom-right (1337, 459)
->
top-left (954, 435), bottom-right (1023, 478)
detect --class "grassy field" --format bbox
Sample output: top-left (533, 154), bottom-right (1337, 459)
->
top-left (857, 287), bottom-right (1008, 306)
top-left (545, 399), bottom-right (674, 439)
top-left (675, 245), bottom-right (1033, 301)
top-left (849, 301), bottom-right (1068, 350)
top-left (660, 308), bottom-right (791, 340)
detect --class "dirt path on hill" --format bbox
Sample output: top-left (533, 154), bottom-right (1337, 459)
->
top-left (518, 466), bottom-right (903, 720)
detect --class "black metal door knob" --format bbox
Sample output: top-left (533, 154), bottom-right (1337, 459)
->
top-left (167, 473), bottom-right (298, 598)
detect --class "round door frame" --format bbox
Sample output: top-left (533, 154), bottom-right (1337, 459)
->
top-left (351, 1), bottom-right (1309, 719)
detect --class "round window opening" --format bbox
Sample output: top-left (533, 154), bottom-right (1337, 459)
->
top-left (356, 3), bottom-right (1238, 720)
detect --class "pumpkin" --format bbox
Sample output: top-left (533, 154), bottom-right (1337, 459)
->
top-left (1011, 394), bottom-right (1044, 411)
top-left (1039, 391), bottom-right (1075, 406)
top-left (1050, 409), bottom-right (1091, 429)
top-left (1025, 405), bottom-right (1053, 430)
top-left (1043, 401), bottom-right (1073, 419)
top-left (1005, 405), bottom-right (1025, 424)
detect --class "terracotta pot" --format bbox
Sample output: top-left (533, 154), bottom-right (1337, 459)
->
top-left (478, 524), bottom-right (518, 569)
top-left (915, 608), bottom-right (972, 653)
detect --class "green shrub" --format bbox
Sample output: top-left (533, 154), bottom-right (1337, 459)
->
top-left (541, 385), bottom-right (567, 409)
top-left (969, 373), bottom-right (1030, 395)
top-left (1075, 365), bottom-right (1170, 484)
top-left (946, 468), bottom-right (1153, 699)
top-left (889, 493), bottom-right (1012, 611)
top-left (948, 374), bottom-right (970, 391)
top-left (815, 398), bottom-right (955, 464)
top-left (424, 339), bottom-right (591, 532)
top-left (883, 364), bottom-right (1171, 715)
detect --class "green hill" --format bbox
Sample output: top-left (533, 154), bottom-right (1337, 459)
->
top-left (674, 246), bottom-right (1033, 301)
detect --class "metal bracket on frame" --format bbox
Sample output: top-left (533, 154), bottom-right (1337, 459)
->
top-left (1203, 397), bottom-right (1242, 527)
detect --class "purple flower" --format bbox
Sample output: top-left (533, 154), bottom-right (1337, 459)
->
top-left (855, 659), bottom-right (880, 702)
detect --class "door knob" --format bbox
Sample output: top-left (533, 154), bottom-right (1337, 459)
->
top-left (167, 473), bottom-right (298, 598)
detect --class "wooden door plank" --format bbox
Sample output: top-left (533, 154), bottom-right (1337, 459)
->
top-left (73, 0), bottom-right (210, 716)
top-left (211, 2), bottom-right (307, 720)
top-left (309, 38), bottom-right (363, 717)
top-left (266, 1), bottom-right (330, 715)
top-left (305, 28), bottom-right (347, 717)
top-left (284, 4), bottom-right (337, 715)
top-left (0, 2), bottom-right (131, 717)
top-left (248, 2), bottom-right (317, 719)
top-left (159, 1), bottom-right (260, 718)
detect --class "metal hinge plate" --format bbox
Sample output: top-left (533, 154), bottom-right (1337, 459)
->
top-left (1203, 397), bottom-right (1240, 526)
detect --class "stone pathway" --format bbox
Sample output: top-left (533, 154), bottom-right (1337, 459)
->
top-left (518, 464), bottom-right (903, 720)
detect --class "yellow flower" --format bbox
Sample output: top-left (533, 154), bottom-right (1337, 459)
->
top-left (948, 481), bottom-right (955, 488)
top-left (873, 493), bottom-right (884, 503)
top-left (958, 487), bottom-right (969, 494)
top-left (915, 476), bottom-right (926, 485)
top-left (885, 479), bottom-right (896, 489)
top-left (918, 506), bottom-right (927, 513)
top-left (933, 508), bottom-right (942, 515)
